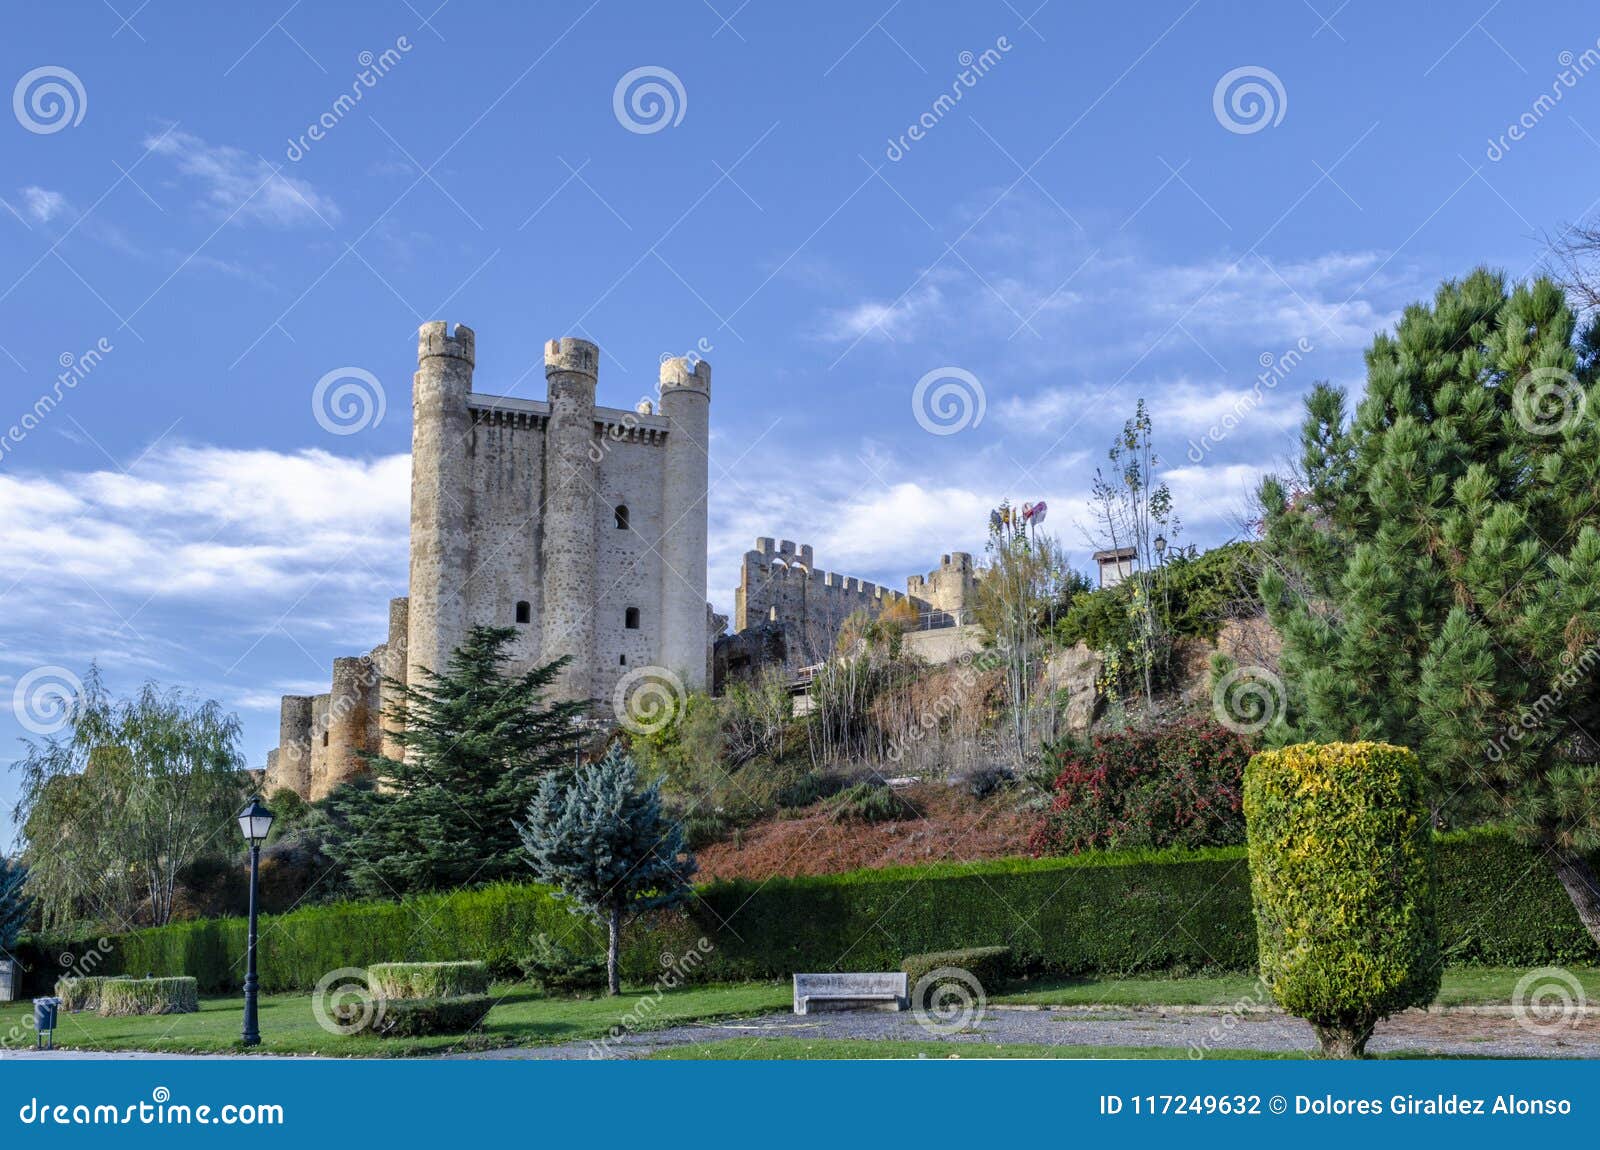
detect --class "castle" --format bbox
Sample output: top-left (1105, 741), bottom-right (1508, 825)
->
top-left (265, 323), bottom-right (713, 800)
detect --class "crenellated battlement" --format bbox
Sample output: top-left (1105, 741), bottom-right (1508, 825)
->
top-left (418, 321), bottom-right (475, 365)
top-left (732, 536), bottom-right (981, 665)
top-left (660, 355), bottom-right (711, 396)
top-left (545, 336), bottom-right (599, 379)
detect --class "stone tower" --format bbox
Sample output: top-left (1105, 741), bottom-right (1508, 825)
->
top-left (407, 322), bottom-right (474, 691)
top-left (658, 356), bottom-right (711, 685)
top-left (540, 337), bottom-right (600, 701)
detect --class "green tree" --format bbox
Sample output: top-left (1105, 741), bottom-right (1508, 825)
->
top-left (328, 626), bottom-right (584, 898)
top-left (517, 745), bottom-right (697, 995)
top-left (1258, 268), bottom-right (1600, 942)
top-left (0, 856), bottom-right (31, 956)
top-left (11, 668), bottom-right (246, 930)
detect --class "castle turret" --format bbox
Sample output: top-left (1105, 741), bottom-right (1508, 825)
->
top-left (379, 596), bottom-right (409, 761)
top-left (275, 695), bottom-right (313, 796)
top-left (318, 656), bottom-right (371, 799)
top-left (541, 337), bottom-right (600, 702)
top-left (659, 356), bottom-right (711, 690)
top-left (408, 322), bottom-right (474, 703)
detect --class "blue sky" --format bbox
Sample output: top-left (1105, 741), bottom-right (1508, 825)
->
top-left (3, 0), bottom-right (1599, 844)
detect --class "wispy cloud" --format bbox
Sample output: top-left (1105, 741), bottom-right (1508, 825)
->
top-left (19, 186), bottom-right (68, 224)
top-left (143, 128), bottom-right (340, 229)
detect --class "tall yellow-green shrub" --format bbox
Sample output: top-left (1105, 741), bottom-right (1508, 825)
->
top-left (1244, 742), bottom-right (1440, 1057)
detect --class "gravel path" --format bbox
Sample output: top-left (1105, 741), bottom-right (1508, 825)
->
top-left (7, 1006), bottom-right (1592, 1061)
top-left (453, 1005), bottom-right (1600, 1060)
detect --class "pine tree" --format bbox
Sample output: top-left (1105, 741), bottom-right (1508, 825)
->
top-left (328, 626), bottom-right (584, 898)
top-left (0, 857), bottom-right (31, 955)
top-left (517, 745), bottom-right (697, 995)
top-left (1260, 268), bottom-right (1600, 942)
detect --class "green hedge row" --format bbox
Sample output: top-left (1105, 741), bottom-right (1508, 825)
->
top-left (23, 829), bottom-right (1599, 995)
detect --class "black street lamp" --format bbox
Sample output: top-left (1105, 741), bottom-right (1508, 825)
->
top-left (236, 796), bottom-right (274, 1047)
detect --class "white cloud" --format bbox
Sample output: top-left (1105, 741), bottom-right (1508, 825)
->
top-left (0, 444), bottom-right (408, 641)
top-left (19, 186), bottom-right (68, 224)
top-left (143, 128), bottom-right (340, 229)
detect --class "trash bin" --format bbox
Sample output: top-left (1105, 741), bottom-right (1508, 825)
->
top-left (33, 997), bottom-right (61, 1049)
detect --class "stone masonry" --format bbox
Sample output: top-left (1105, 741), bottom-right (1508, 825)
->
top-left (265, 322), bottom-right (714, 801)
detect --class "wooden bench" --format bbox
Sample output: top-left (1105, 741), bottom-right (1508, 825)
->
top-left (792, 972), bottom-right (908, 1014)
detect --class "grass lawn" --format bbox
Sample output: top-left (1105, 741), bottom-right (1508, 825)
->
top-left (992, 967), bottom-right (1600, 1007)
top-left (0, 981), bottom-right (791, 1057)
top-left (648, 1038), bottom-right (1310, 1060)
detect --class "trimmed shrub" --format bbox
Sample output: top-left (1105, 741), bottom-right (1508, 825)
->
top-left (1033, 717), bottom-right (1251, 854)
top-left (901, 946), bottom-right (1011, 994)
top-left (367, 961), bottom-right (490, 1001)
top-left (1245, 742), bottom-right (1440, 1058)
top-left (56, 976), bottom-right (111, 1013)
top-left (829, 781), bottom-right (916, 823)
top-left (337, 994), bottom-right (491, 1038)
top-left (517, 933), bottom-right (606, 994)
top-left (41, 829), bottom-right (1598, 994)
top-left (98, 977), bottom-right (198, 1016)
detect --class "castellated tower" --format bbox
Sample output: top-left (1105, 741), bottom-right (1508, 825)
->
top-left (540, 338), bottom-right (601, 701)
top-left (264, 321), bottom-right (715, 799)
top-left (658, 356), bottom-right (711, 690)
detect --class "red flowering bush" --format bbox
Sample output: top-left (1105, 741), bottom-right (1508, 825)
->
top-left (1031, 717), bottom-right (1251, 855)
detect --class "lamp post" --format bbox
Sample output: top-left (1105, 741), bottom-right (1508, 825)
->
top-left (236, 796), bottom-right (274, 1047)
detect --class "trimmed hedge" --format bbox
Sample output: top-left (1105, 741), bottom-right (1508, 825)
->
top-left (338, 994), bottom-right (491, 1038)
top-left (98, 977), bottom-right (198, 1017)
top-left (56, 976), bottom-right (111, 1013)
top-left (367, 961), bottom-right (490, 1001)
top-left (901, 947), bottom-right (1011, 993)
top-left (33, 828), bottom-right (1600, 994)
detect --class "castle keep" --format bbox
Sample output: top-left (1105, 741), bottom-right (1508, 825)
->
top-left (265, 323), bottom-right (713, 800)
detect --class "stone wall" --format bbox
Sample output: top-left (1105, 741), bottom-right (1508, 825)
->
top-left (731, 539), bottom-right (983, 668)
